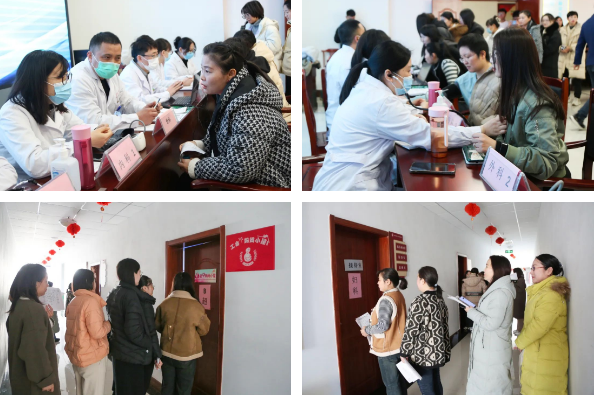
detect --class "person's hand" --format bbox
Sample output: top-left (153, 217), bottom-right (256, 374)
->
top-left (412, 97), bottom-right (428, 108)
top-left (177, 158), bottom-right (192, 173)
top-left (471, 133), bottom-right (496, 154)
top-left (90, 124), bottom-right (114, 148)
top-left (561, 47), bottom-right (570, 54)
top-left (155, 360), bottom-right (163, 369)
top-left (155, 103), bottom-right (163, 112)
top-left (179, 140), bottom-right (198, 151)
top-left (574, 64), bottom-right (580, 70)
top-left (167, 80), bottom-right (184, 96)
top-left (481, 116), bottom-right (507, 137)
top-left (413, 113), bottom-right (428, 122)
top-left (360, 327), bottom-right (368, 337)
top-left (137, 104), bottom-right (159, 126)
top-left (45, 305), bottom-right (54, 318)
top-left (465, 306), bottom-right (474, 313)
top-left (41, 384), bottom-right (54, 392)
top-left (183, 77), bottom-right (194, 86)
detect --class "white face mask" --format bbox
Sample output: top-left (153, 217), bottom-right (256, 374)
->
top-left (141, 56), bottom-right (159, 71)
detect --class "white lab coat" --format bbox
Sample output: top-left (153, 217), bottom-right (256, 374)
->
top-left (0, 156), bottom-right (17, 190)
top-left (66, 58), bottom-right (146, 131)
top-left (120, 61), bottom-right (171, 104)
top-left (164, 52), bottom-right (198, 81)
top-left (0, 100), bottom-right (85, 180)
top-left (312, 69), bottom-right (479, 191)
top-left (153, 63), bottom-right (188, 90)
top-left (245, 17), bottom-right (283, 69)
top-left (325, 45), bottom-right (355, 131)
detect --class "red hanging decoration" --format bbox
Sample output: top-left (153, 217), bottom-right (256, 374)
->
top-left (485, 225), bottom-right (497, 237)
top-left (56, 240), bottom-right (65, 248)
top-left (97, 202), bottom-right (111, 212)
top-left (42, 260), bottom-right (47, 264)
top-left (49, 250), bottom-right (56, 255)
top-left (495, 237), bottom-right (505, 245)
top-left (46, 257), bottom-right (51, 261)
top-left (465, 203), bottom-right (481, 220)
top-left (510, 254), bottom-right (516, 259)
top-left (66, 223), bottom-right (81, 238)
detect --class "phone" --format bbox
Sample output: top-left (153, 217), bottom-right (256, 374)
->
top-left (409, 161), bottom-right (456, 175)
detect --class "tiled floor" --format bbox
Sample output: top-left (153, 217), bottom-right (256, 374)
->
top-left (302, 92), bottom-right (591, 181)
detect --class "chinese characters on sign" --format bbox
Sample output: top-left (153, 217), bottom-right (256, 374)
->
top-left (106, 135), bottom-right (141, 181)
top-left (194, 269), bottom-right (216, 283)
top-left (344, 259), bottom-right (363, 271)
top-left (348, 273), bottom-right (362, 299)
top-left (226, 225), bottom-right (275, 272)
top-left (155, 109), bottom-right (178, 135)
top-left (479, 147), bottom-right (528, 191)
top-left (198, 284), bottom-right (211, 310)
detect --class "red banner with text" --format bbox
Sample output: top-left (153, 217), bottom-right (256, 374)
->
top-left (226, 226), bottom-right (275, 272)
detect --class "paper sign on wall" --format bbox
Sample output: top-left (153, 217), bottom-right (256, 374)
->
top-left (226, 225), bottom-right (275, 272)
top-left (348, 273), bottom-right (362, 299)
top-left (198, 284), bottom-right (211, 310)
top-left (39, 288), bottom-right (64, 311)
top-left (479, 147), bottom-right (530, 191)
top-left (105, 135), bottom-right (142, 181)
top-left (195, 269), bottom-right (216, 283)
top-left (394, 241), bottom-right (407, 253)
top-left (344, 259), bottom-right (363, 271)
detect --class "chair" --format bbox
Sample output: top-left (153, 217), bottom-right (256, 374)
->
top-left (322, 49), bottom-right (338, 67)
top-left (543, 76), bottom-right (569, 126)
top-left (302, 70), bottom-right (327, 157)
top-left (321, 69), bottom-right (329, 111)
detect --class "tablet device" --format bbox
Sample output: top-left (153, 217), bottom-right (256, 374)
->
top-left (409, 161), bottom-right (456, 175)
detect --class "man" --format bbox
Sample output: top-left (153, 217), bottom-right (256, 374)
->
top-left (334, 9), bottom-right (357, 44)
top-left (559, 11), bottom-right (586, 108)
top-left (569, 13), bottom-right (594, 130)
top-left (461, 268), bottom-right (487, 330)
top-left (512, 10), bottom-right (520, 25)
top-left (498, 8), bottom-right (511, 30)
top-left (443, 34), bottom-right (500, 126)
top-left (326, 20), bottom-right (365, 134)
top-left (518, 10), bottom-right (543, 63)
top-left (67, 32), bottom-right (159, 131)
top-left (120, 35), bottom-right (183, 105)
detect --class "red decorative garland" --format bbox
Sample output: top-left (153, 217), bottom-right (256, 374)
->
top-left (495, 237), bottom-right (505, 245)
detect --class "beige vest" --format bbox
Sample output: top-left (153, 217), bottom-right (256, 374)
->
top-left (370, 288), bottom-right (407, 357)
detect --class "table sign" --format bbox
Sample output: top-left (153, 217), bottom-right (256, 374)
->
top-left (348, 273), bottom-right (362, 299)
top-left (153, 108), bottom-right (178, 136)
top-left (480, 147), bottom-right (530, 191)
top-left (37, 172), bottom-right (75, 191)
top-left (105, 135), bottom-right (142, 181)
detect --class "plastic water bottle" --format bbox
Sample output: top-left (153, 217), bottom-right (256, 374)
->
top-left (50, 146), bottom-right (81, 191)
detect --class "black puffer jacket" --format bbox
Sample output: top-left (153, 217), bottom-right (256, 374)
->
top-left (466, 22), bottom-right (485, 36)
top-left (106, 282), bottom-right (154, 365)
top-left (137, 290), bottom-right (162, 360)
top-left (541, 22), bottom-right (562, 78)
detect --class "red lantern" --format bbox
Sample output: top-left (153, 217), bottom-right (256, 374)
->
top-left (46, 257), bottom-right (51, 261)
top-left (56, 240), bottom-right (65, 248)
top-left (510, 254), bottom-right (516, 259)
top-left (97, 202), bottom-right (111, 212)
top-left (42, 260), bottom-right (47, 264)
top-left (485, 225), bottom-right (497, 237)
top-left (495, 237), bottom-right (505, 245)
top-left (465, 203), bottom-right (481, 221)
top-left (49, 250), bottom-right (56, 255)
top-left (66, 223), bottom-right (81, 238)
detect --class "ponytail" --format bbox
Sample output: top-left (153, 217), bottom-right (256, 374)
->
top-left (203, 42), bottom-right (273, 85)
top-left (377, 268), bottom-right (408, 291)
top-left (339, 61), bottom-right (368, 104)
top-left (418, 266), bottom-right (443, 299)
top-left (536, 254), bottom-right (565, 276)
top-left (435, 285), bottom-right (443, 299)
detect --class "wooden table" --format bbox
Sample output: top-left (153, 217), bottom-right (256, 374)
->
top-left (394, 144), bottom-right (541, 191)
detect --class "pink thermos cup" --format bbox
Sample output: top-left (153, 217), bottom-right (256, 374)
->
top-left (72, 125), bottom-right (95, 190)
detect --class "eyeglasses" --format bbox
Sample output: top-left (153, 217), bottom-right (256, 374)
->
top-left (242, 13), bottom-right (251, 20)
top-left (530, 265), bottom-right (545, 272)
top-left (48, 72), bottom-right (72, 86)
top-left (142, 54), bottom-right (158, 59)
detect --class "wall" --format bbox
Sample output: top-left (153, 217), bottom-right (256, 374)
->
top-left (535, 203), bottom-right (594, 395)
top-left (50, 202), bottom-right (291, 395)
top-left (462, 1), bottom-right (499, 38)
top-left (222, 0), bottom-right (286, 43)
top-left (0, 204), bottom-right (18, 378)
top-left (302, 203), bottom-right (492, 395)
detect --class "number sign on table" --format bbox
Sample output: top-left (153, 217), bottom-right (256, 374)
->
top-left (480, 147), bottom-right (530, 191)
top-left (105, 135), bottom-right (142, 181)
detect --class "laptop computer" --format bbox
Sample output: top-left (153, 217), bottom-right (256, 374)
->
top-left (169, 74), bottom-right (201, 107)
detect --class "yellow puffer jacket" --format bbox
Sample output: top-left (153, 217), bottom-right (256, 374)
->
top-left (515, 276), bottom-right (570, 395)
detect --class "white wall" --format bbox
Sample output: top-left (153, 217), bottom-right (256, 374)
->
top-left (535, 203), bottom-right (594, 395)
top-left (44, 202), bottom-right (291, 395)
top-left (302, 203), bottom-right (492, 395)
top-left (222, 0), bottom-right (286, 43)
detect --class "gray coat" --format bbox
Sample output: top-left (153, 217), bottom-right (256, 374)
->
top-left (528, 23), bottom-right (544, 64)
top-left (466, 275), bottom-right (516, 395)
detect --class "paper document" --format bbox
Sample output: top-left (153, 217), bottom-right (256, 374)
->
top-left (39, 288), bottom-right (64, 311)
top-left (180, 85), bottom-right (193, 91)
top-left (355, 312), bottom-right (371, 328)
top-left (397, 358), bottom-right (422, 383)
top-left (407, 88), bottom-right (428, 97)
top-left (447, 294), bottom-right (476, 308)
top-left (181, 142), bottom-right (206, 157)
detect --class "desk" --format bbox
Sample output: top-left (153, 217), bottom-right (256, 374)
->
top-left (394, 144), bottom-right (541, 191)
top-left (30, 95), bottom-right (215, 191)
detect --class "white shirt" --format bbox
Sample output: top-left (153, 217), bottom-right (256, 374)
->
top-left (313, 69), bottom-right (479, 191)
top-left (153, 62), bottom-right (188, 90)
top-left (325, 45), bottom-right (355, 130)
top-left (164, 52), bottom-right (197, 81)
top-left (66, 58), bottom-right (146, 131)
top-left (120, 60), bottom-right (171, 104)
top-left (0, 156), bottom-right (17, 190)
top-left (0, 100), bottom-right (85, 180)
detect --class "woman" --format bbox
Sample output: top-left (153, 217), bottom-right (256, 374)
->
top-left (425, 41), bottom-right (461, 88)
top-left (312, 40), bottom-right (506, 191)
top-left (555, 16), bottom-right (564, 27)
top-left (419, 25), bottom-right (463, 71)
top-left (137, 275), bottom-right (163, 374)
top-left (241, 1), bottom-right (282, 69)
top-left (280, 0), bottom-right (291, 95)
top-left (442, 11), bottom-right (467, 43)
top-left (155, 273), bottom-right (210, 395)
top-left (465, 256), bottom-right (515, 395)
top-left (516, 254), bottom-right (570, 395)
top-left (512, 268), bottom-right (527, 333)
top-left (177, 43), bottom-right (290, 188)
top-left (486, 16), bottom-right (501, 57)
top-left (165, 36), bottom-right (198, 80)
top-left (106, 258), bottom-right (155, 395)
top-left (65, 282), bottom-right (75, 309)
top-left (460, 9), bottom-right (485, 36)
top-left (65, 269), bottom-right (111, 395)
top-left (400, 266), bottom-right (450, 395)
top-left (518, 10), bottom-right (544, 63)
top-left (351, 29), bottom-right (391, 68)
top-left (7, 264), bottom-right (60, 394)
top-left (155, 38), bottom-right (193, 89)
top-left (471, 28), bottom-right (569, 180)
top-left (540, 14), bottom-right (562, 78)
top-left (0, 50), bottom-right (113, 181)
top-left (359, 268), bottom-right (408, 395)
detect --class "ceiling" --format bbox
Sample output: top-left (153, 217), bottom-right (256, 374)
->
top-left (7, 202), bottom-right (152, 243)
top-left (420, 202), bottom-right (541, 254)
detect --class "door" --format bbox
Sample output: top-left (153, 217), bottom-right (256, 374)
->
top-left (90, 264), bottom-right (100, 295)
top-left (165, 227), bottom-right (225, 395)
top-left (457, 255), bottom-right (468, 333)
top-left (330, 216), bottom-right (391, 395)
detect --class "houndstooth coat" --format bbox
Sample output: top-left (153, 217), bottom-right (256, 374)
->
top-left (192, 66), bottom-right (291, 188)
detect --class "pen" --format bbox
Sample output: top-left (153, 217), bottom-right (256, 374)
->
top-left (154, 98), bottom-right (161, 109)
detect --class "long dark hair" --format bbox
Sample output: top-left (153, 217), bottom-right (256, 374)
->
top-left (172, 272), bottom-right (198, 300)
top-left (441, 11), bottom-right (459, 24)
top-left (73, 269), bottom-right (95, 292)
top-left (493, 27), bottom-right (564, 123)
top-left (425, 41), bottom-right (456, 62)
top-left (8, 264), bottom-right (47, 314)
top-left (488, 255), bottom-right (512, 288)
top-left (377, 268), bottom-right (408, 290)
top-left (535, 254), bottom-right (564, 276)
top-left (203, 42), bottom-right (273, 85)
top-left (8, 50), bottom-right (70, 124)
top-left (513, 267), bottom-right (524, 278)
top-left (460, 8), bottom-right (476, 26)
top-left (420, 24), bottom-right (442, 43)
top-left (418, 266), bottom-right (443, 299)
top-left (351, 29), bottom-right (391, 67)
top-left (340, 40), bottom-right (411, 104)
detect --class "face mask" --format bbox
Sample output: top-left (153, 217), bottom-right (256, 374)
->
top-left (46, 80), bottom-right (72, 105)
top-left (512, 20), bottom-right (517, 25)
top-left (184, 51), bottom-right (195, 60)
top-left (92, 54), bottom-right (120, 79)
top-left (487, 28), bottom-right (492, 34)
top-left (390, 73), bottom-right (413, 95)
top-left (142, 56), bottom-right (160, 71)
top-left (164, 51), bottom-right (172, 61)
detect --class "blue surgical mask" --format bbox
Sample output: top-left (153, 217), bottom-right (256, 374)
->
top-left (165, 51), bottom-right (172, 61)
top-left (487, 27), bottom-right (492, 34)
top-left (184, 51), bottom-right (195, 60)
top-left (46, 80), bottom-right (72, 105)
top-left (390, 73), bottom-right (413, 96)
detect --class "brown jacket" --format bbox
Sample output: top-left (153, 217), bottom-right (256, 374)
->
top-left (370, 289), bottom-right (407, 357)
top-left (7, 298), bottom-right (60, 395)
top-left (513, 277), bottom-right (527, 319)
top-left (462, 274), bottom-right (487, 306)
top-left (65, 289), bottom-right (111, 367)
top-left (450, 24), bottom-right (469, 43)
top-left (155, 290), bottom-right (211, 361)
